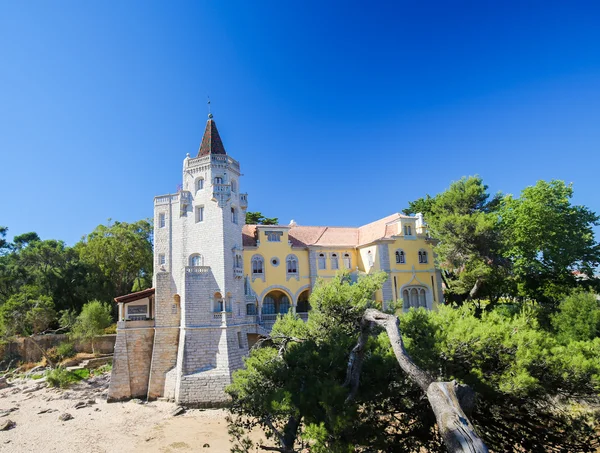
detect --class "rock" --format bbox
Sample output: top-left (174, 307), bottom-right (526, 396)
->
top-left (86, 399), bottom-right (96, 405)
top-left (73, 402), bottom-right (87, 409)
top-left (0, 407), bottom-right (18, 417)
top-left (0, 419), bottom-right (15, 431)
top-left (0, 378), bottom-right (9, 390)
top-left (58, 413), bottom-right (73, 422)
top-left (130, 398), bottom-right (143, 404)
top-left (203, 443), bottom-right (210, 448)
top-left (22, 384), bottom-right (43, 394)
top-left (37, 408), bottom-right (53, 414)
top-left (171, 406), bottom-right (185, 417)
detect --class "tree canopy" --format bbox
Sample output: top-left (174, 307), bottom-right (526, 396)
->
top-left (404, 176), bottom-right (600, 310)
top-left (245, 211), bottom-right (279, 225)
top-left (228, 273), bottom-right (600, 452)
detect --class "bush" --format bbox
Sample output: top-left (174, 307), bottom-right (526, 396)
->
top-left (46, 367), bottom-right (74, 389)
top-left (104, 323), bottom-right (117, 335)
top-left (56, 342), bottom-right (76, 360)
top-left (71, 300), bottom-right (113, 354)
top-left (552, 290), bottom-right (600, 342)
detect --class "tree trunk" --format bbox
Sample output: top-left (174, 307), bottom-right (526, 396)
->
top-left (351, 309), bottom-right (488, 453)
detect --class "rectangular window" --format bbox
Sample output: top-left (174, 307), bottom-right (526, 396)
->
top-left (195, 206), bottom-right (204, 223)
top-left (158, 213), bottom-right (166, 228)
top-left (231, 207), bottom-right (237, 224)
top-left (318, 254), bottom-right (326, 270)
top-left (343, 254), bottom-right (351, 269)
top-left (404, 225), bottom-right (412, 236)
top-left (159, 254), bottom-right (166, 265)
top-left (237, 331), bottom-right (243, 349)
top-left (331, 254), bottom-right (339, 270)
top-left (266, 231), bottom-right (282, 242)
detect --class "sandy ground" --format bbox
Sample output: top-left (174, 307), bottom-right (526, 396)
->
top-left (0, 373), bottom-right (267, 453)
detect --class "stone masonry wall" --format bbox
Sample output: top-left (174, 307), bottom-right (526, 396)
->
top-left (107, 324), bottom-right (154, 401)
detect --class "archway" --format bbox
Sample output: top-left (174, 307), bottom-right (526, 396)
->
top-left (262, 290), bottom-right (292, 320)
top-left (296, 289), bottom-right (311, 320)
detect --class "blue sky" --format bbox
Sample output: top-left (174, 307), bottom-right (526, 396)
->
top-left (1, 1), bottom-right (600, 244)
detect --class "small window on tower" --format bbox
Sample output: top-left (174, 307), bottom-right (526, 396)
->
top-left (266, 231), bottom-right (282, 242)
top-left (231, 207), bottom-right (237, 224)
top-left (231, 179), bottom-right (237, 193)
top-left (159, 254), bottom-right (166, 265)
top-left (158, 213), bottom-right (166, 228)
top-left (195, 206), bottom-right (204, 223)
top-left (196, 178), bottom-right (204, 191)
top-left (214, 176), bottom-right (223, 185)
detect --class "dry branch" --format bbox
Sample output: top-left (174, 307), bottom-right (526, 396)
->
top-left (348, 308), bottom-right (489, 453)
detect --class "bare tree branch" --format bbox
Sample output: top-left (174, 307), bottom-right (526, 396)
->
top-left (350, 308), bottom-right (489, 453)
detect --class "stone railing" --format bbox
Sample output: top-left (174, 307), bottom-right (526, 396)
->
top-left (154, 194), bottom-right (179, 205)
top-left (234, 267), bottom-right (243, 278)
top-left (185, 266), bottom-right (211, 274)
top-left (213, 311), bottom-right (233, 320)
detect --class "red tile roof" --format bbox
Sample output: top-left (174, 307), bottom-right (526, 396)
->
top-left (242, 213), bottom-right (409, 248)
top-left (198, 118), bottom-right (227, 157)
top-left (114, 288), bottom-right (155, 304)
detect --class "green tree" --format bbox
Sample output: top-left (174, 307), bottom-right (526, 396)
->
top-left (500, 180), bottom-right (600, 306)
top-left (77, 219), bottom-right (153, 298)
top-left (71, 300), bottom-right (113, 354)
top-left (245, 211), bottom-right (279, 225)
top-left (228, 275), bottom-right (600, 452)
top-left (0, 287), bottom-right (57, 337)
top-left (404, 176), bottom-right (508, 308)
top-left (552, 289), bottom-right (600, 342)
top-left (0, 226), bottom-right (10, 255)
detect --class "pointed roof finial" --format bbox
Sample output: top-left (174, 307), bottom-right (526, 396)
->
top-left (207, 96), bottom-right (213, 119)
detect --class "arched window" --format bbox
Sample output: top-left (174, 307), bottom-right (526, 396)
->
top-left (214, 176), bottom-right (223, 185)
top-left (246, 303), bottom-right (256, 315)
top-left (233, 254), bottom-right (243, 271)
top-left (196, 178), bottom-right (204, 191)
top-left (286, 255), bottom-right (298, 274)
top-left (331, 253), bottom-right (339, 270)
top-left (252, 255), bottom-right (264, 275)
top-left (317, 253), bottom-right (326, 270)
top-left (418, 250), bottom-right (428, 264)
top-left (404, 225), bottom-right (412, 236)
top-left (278, 295), bottom-right (290, 314)
top-left (367, 250), bottom-right (373, 267)
top-left (189, 254), bottom-right (204, 266)
top-left (343, 253), bottom-right (351, 269)
top-left (402, 286), bottom-right (428, 309)
top-left (262, 295), bottom-right (275, 315)
top-left (214, 292), bottom-right (223, 312)
top-left (395, 250), bottom-right (405, 264)
top-left (231, 179), bottom-right (237, 193)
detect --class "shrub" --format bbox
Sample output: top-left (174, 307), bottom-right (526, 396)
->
top-left (46, 367), bottom-right (74, 389)
top-left (552, 290), bottom-right (600, 342)
top-left (104, 323), bottom-right (117, 335)
top-left (71, 300), bottom-right (113, 354)
top-left (56, 342), bottom-right (76, 361)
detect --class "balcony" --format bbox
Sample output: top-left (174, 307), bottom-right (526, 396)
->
top-left (234, 267), bottom-right (243, 278)
top-left (239, 193), bottom-right (248, 209)
top-left (185, 265), bottom-right (211, 274)
top-left (213, 311), bottom-right (233, 320)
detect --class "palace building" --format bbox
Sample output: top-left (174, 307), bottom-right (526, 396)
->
top-left (107, 114), bottom-right (444, 406)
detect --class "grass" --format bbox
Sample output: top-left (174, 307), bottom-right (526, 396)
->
top-left (46, 367), bottom-right (90, 388)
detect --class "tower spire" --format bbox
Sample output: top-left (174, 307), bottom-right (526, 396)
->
top-left (198, 99), bottom-right (226, 157)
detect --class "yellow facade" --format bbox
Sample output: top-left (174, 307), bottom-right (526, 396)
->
top-left (242, 213), bottom-right (442, 316)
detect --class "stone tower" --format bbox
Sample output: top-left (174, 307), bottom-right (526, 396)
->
top-left (150, 114), bottom-right (250, 406)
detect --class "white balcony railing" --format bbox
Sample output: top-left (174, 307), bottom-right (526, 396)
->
top-left (185, 266), bottom-right (211, 274)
